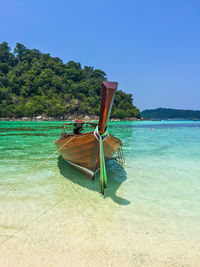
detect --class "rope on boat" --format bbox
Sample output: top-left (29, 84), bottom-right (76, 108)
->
top-left (0, 137), bottom-right (74, 201)
top-left (94, 126), bottom-right (109, 194)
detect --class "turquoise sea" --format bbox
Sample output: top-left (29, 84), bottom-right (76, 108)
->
top-left (0, 120), bottom-right (200, 265)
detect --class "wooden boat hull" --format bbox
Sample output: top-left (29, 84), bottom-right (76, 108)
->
top-left (54, 132), bottom-right (122, 179)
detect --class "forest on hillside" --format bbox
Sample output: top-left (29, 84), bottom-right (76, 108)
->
top-left (0, 42), bottom-right (140, 119)
top-left (141, 108), bottom-right (200, 120)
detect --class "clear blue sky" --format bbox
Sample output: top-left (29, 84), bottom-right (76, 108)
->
top-left (1, 0), bottom-right (200, 111)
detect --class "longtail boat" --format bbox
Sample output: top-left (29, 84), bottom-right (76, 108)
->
top-left (54, 81), bottom-right (124, 193)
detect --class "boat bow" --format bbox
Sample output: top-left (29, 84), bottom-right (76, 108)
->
top-left (98, 81), bottom-right (118, 135)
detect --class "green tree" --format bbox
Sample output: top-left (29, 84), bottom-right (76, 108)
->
top-left (14, 43), bottom-right (27, 62)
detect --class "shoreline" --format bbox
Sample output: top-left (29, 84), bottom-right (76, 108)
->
top-left (0, 117), bottom-right (198, 122)
top-left (0, 116), bottom-right (143, 122)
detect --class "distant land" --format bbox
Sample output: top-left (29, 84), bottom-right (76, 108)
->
top-left (141, 108), bottom-right (200, 120)
top-left (0, 42), bottom-right (140, 120)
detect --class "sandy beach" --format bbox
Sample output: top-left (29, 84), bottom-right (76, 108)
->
top-left (1, 213), bottom-right (200, 267)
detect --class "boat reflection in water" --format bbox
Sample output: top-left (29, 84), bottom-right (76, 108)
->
top-left (57, 156), bottom-right (130, 205)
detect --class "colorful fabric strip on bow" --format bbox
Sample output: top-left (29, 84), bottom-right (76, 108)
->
top-left (94, 126), bottom-right (109, 194)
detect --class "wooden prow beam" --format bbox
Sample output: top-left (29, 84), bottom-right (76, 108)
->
top-left (98, 81), bottom-right (118, 135)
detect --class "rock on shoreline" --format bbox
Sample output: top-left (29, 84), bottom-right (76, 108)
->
top-left (0, 115), bottom-right (141, 122)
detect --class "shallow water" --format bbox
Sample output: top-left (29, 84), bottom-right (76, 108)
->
top-left (0, 120), bottom-right (200, 265)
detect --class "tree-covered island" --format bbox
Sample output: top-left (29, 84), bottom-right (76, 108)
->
top-left (141, 108), bottom-right (200, 120)
top-left (0, 42), bottom-right (141, 120)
